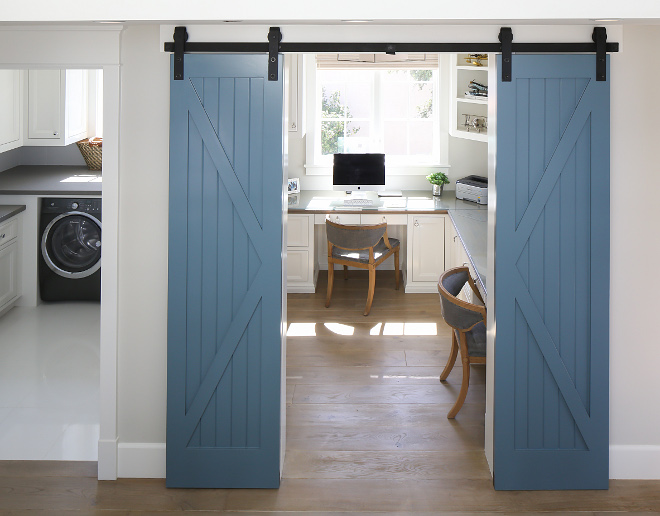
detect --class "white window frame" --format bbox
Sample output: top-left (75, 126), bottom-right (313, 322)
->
top-left (304, 54), bottom-right (450, 176)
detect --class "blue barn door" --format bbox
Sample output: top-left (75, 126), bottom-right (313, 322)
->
top-left (167, 54), bottom-right (284, 488)
top-left (494, 55), bottom-right (610, 490)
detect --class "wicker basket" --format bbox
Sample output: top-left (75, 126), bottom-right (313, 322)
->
top-left (76, 137), bottom-right (102, 170)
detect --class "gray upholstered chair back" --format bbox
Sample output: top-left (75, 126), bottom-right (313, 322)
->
top-left (438, 269), bottom-right (484, 331)
top-left (326, 220), bottom-right (387, 250)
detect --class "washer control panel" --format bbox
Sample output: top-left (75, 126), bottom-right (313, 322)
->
top-left (42, 198), bottom-right (102, 215)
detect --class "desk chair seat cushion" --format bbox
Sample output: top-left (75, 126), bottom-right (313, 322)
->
top-left (331, 237), bottom-right (400, 264)
top-left (455, 321), bottom-right (486, 358)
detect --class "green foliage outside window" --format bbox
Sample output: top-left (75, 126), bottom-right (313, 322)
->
top-left (321, 87), bottom-right (360, 155)
top-left (410, 69), bottom-right (433, 118)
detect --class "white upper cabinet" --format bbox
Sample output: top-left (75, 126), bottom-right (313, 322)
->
top-left (0, 70), bottom-right (23, 153)
top-left (64, 70), bottom-right (89, 142)
top-left (28, 69), bottom-right (61, 140)
top-left (26, 69), bottom-right (89, 146)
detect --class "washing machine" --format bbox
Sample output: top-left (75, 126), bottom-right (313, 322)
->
top-left (39, 198), bottom-right (102, 302)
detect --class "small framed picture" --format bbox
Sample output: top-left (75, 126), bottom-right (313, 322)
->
top-left (287, 177), bottom-right (300, 194)
top-left (288, 193), bottom-right (300, 206)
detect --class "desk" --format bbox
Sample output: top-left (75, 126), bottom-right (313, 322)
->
top-left (287, 190), bottom-right (486, 296)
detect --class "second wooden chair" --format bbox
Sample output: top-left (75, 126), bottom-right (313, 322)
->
top-left (325, 219), bottom-right (400, 316)
top-left (437, 266), bottom-right (487, 418)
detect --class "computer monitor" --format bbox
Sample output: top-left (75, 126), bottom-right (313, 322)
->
top-left (332, 153), bottom-right (386, 192)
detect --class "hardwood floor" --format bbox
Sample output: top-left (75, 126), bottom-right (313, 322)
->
top-left (0, 270), bottom-right (659, 514)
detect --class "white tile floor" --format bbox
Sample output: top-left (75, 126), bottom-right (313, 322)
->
top-left (0, 302), bottom-right (100, 460)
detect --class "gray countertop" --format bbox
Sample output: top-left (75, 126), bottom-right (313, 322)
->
top-left (448, 208), bottom-right (487, 297)
top-left (0, 165), bottom-right (102, 195)
top-left (0, 205), bottom-right (26, 224)
top-left (289, 189), bottom-right (486, 213)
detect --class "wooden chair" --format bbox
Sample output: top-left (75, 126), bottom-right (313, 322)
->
top-left (437, 266), bottom-right (487, 418)
top-left (325, 219), bottom-right (400, 316)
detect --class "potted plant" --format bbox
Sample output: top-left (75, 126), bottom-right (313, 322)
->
top-left (426, 171), bottom-right (450, 196)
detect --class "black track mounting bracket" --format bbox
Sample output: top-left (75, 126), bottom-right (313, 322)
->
top-left (268, 27), bottom-right (282, 81)
top-left (173, 26), bottom-right (188, 81)
top-left (499, 27), bottom-right (513, 82)
top-left (593, 27), bottom-right (607, 81)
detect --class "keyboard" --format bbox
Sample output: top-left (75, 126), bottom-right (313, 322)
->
top-left (343, 198), bottom-right (374, 206)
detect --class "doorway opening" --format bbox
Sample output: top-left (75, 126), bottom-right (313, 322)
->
top-left (282, 51), bottom-right (490, 482)
top-left (0, 67), bottom-right (104, 461)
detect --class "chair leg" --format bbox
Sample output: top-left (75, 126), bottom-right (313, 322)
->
top-left (343, 265), bottom-right (348, 280)
top-left (447, 344), bottom-right (471, 419)
top-left (440, 330), bottom-right (458, 382)
top-left (394, 248), bottom-right (400, 290)
top-left (364, 267), bottom-right (376, 316)
top-left (325, 264), bottom-right (334, 308)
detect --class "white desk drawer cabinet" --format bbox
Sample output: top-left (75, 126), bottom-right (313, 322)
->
top-left (0, 217), bottom-right (18, 248)
top-left (287, 250), bottom-right (310, 283)
top-left (287, 213), bottom-right (310, 247)
top-left (0, 241), bottom-right (19, 314)
top-left (315, 213), bottom-right (361, 226)
top-left (360, 213), bottom-right (407, 226)
top-left (287, 214), bottom-right (317, 293)
top-left (406, 214), bottom-right (446, 293)
top-left (0, 214), bottom-right (21, 316)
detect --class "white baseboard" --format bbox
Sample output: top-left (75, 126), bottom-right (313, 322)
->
top-left (111, 442), bottom-right (658, 480)
top-left (97, 438), bottom-right (118, 480)
top-left (118, 442), bottom-right (166, 478)
top-left (610, 445), bottom-right (660, 479)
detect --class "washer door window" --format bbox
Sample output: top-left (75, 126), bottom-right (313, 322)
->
top-left (42, 212), bottom-right (102, 278)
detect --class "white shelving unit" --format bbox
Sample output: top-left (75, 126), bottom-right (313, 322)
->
top-left (450, 54), bottom-right (490, 142)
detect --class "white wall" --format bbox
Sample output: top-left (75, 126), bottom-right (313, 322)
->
top-left (115, 25), bottom-right (169, 477)
top-left (107, 24), bottom-right (660, 479)
top-left (609, 24), bottom-right (660, 479)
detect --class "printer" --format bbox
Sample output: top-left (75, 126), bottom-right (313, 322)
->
top-left (456, 175), bottom-right (488, 205)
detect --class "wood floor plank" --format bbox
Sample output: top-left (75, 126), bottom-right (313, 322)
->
top-left (282, 449), bottom-right (491, 480)
top-left (287, 366), bottom-right (447, 385)
top-left (94, 478), bottom-right (228, 511)
top-left (288, 336), bottom-right (452, 352)
top-left (289, 272), bottom-right (443, 322)
top-left (285, 423), bottom-right (486, 452)
top-left (286, 402), bottom-right (486, 426)
top-left (292, 383), bottom-right (486, 405)
top-left (224, 478), bottom-right (660, 513)
top-left (222, 513), bottom-right (658, 516)
top-left (287, 349), bottom-right (408, 368)
top-left (0, 460), bottom-right (97, 478)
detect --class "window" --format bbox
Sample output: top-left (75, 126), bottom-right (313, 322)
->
top-left (305, 54), bottom-right (447, 174)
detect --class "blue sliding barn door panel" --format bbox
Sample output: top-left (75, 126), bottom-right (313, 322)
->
top-left (495, 55), bottom-right (610, 490)
top-left (167, 54), bottom-right (283, 488)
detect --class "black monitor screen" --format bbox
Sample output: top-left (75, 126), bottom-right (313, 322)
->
top-left (333, 153), bottom-right (385, 187)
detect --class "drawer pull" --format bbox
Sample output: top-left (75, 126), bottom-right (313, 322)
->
top-left (414, 220), bottom-right (419, 227)
top-left (0, 234), bottom-right (4, 239)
